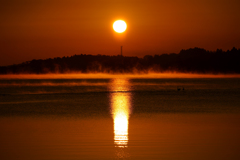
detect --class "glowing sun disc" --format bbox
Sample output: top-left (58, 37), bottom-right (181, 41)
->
top-left (113, 20), bottom-right (127, 33)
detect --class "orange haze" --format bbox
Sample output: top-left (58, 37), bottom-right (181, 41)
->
top-left (1, 0), bottom-right (240, 66)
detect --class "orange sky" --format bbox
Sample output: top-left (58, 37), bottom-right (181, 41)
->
top-left (1, 0), bottom-right (240, 66)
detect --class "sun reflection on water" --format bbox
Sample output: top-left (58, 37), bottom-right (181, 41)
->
top-left (110, 79), bottom-right (131, 148)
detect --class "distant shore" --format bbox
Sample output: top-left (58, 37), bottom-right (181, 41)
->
top-left (1, 47), bottom-right (239, 74)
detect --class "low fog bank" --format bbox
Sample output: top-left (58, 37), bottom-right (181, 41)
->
top-left (0, 73), bottom-right (240, 79)
top-left (0, 47), bottom-right (240, 75)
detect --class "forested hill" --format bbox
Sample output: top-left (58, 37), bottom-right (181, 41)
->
top-left (0, 47), bottom-right (240, 74)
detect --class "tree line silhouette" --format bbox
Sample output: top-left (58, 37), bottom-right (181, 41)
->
top-left (0, 47), bottom-right (239, 74)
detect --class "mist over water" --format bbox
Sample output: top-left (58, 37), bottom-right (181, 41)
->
top-left (1, 73), bottom-right (240, 79)
top-left (0, 77), bottom-right (240, 159)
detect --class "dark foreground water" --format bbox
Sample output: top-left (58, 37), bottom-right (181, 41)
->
top-left (0, 78), bottom-right (240, 159)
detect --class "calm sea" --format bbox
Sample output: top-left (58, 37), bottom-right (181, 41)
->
top-left (0, 78), bottom-right (240, 160)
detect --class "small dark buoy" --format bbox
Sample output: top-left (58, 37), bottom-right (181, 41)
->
top-left (177, 86), bottom-right (185, 91)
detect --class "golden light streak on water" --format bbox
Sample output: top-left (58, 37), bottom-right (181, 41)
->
top-left (110, 79), bottom-right (131, 148)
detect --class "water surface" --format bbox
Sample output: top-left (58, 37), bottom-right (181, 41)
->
top-left (0, 78), bottom-right (240, 159)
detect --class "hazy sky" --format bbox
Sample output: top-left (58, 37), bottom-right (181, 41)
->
top-left (1, 0), bottom-right (240, 65)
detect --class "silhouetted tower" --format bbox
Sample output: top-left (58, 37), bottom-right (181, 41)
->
top-left (121, 46), bottom-right (123, 56)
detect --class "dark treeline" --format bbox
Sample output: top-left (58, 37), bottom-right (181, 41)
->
top-left (0, 47), bottom-right (240, 74)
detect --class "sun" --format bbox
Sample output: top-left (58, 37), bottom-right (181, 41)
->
top-left (113, 20), bottom-right (127, 33)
